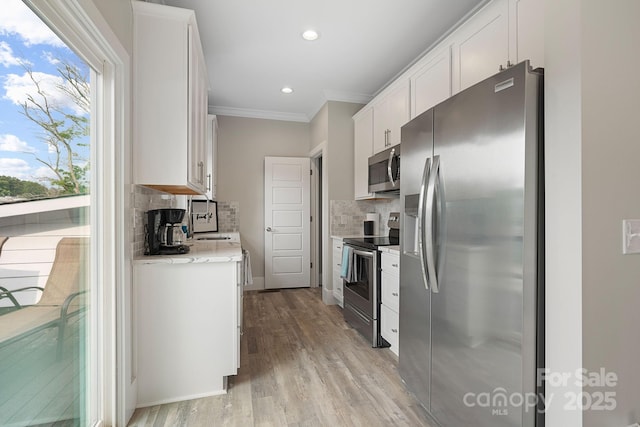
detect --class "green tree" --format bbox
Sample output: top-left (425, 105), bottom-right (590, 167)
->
top-left (0, 175), bottom-right (48, 198)
top-left (19, 60), bottom-right (89, 195)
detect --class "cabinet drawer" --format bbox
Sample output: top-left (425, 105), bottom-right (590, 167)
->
top-left (381, 252), bottom-right (400, 277)
top-left (332, 270), bottom-right (344, 306)
top-left (332, 240), bottom-right (343, 269)
top-left (381, 271), bottom-right (399, 313)
top-left (381, 304), bottom-right (399, 353)
top-left (333, 250), bottom-right (343, 270)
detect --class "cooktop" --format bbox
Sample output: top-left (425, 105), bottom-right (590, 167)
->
top-left (343, 236), bottom-right (399, 250)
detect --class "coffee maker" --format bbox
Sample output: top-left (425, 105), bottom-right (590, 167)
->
top-left (145, 208), bottom-right (190, 255)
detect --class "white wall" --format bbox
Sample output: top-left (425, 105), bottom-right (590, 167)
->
top-left (581, 1), bottom-right (640, 425)
top-left (310, 101), bottom-right (362, 302)
top-left (215, 116), bottom-right (310, 286)
top-left (90, 0), bottom-right (133, 54)
top-left (545, 0), bottom-right (640, 425)
top-left (544, 0), bottom-right (583, 425)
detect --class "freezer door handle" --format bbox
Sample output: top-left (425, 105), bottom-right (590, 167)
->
top-left (425, 155), bottom-right (440, 293)
top-left (417, 157), bottom-right (431, 290)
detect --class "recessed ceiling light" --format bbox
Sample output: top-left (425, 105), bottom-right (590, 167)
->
top-left (281, 87), bottom-right (293, 94)
top-left (302, 30), bottom-right (319, 41)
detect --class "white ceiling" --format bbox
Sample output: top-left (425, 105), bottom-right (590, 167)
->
top-left (161, 0), bottom-right (487, 122)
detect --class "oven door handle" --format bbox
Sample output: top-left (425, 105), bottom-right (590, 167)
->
top-left (352, 248), bottom-right (375, 258)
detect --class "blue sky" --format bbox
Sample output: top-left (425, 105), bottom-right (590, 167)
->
top-left (0, 0), bottom-right (89, 184)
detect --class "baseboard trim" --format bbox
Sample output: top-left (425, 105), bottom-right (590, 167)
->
top-left (243, 276), bottom-right (264, 291)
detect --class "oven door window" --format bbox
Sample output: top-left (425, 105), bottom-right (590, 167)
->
top-left (344, 249), bottom-right (375, 317)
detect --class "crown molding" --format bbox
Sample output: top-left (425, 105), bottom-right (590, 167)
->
top-left (322, 90), bottom-right (373, 105)
top-left (209, 106), bottom-right (310, 123)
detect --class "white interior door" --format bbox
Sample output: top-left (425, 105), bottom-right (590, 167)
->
top-left (264, 157), bottom-right (311, 289)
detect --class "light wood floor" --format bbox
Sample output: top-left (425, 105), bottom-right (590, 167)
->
top-left (128, 287), bottom-right (433, 427)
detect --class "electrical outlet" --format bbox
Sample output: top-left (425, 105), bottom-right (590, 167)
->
top-left (622, 220), bottom-right (640, 254)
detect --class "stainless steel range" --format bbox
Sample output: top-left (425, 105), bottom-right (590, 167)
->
top-left (341, 213), bottom-right (399, 347)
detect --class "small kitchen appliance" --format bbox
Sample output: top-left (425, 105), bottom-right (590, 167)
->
top-left (145, 208), bottom-right (190, 255)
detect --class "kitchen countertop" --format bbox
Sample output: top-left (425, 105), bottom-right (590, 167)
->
top-left (134, 239), bottom-right (242, 264)
top-left (379, 245), bottom-right (400, 254)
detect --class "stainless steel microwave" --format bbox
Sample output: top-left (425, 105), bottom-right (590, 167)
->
top-left (368, 144), bottom-right (400, 193)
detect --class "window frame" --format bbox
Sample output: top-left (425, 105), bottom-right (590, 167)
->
top-left (22, 0), bottom-right (131, 425)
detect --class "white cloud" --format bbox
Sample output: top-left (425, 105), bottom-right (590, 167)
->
top-left (0, 158), bottom-right (31, 179)
top-left (0, 41), bottom-right (22, 67)
top-left (3, 71), bottom-right (86, 115)
top-left (34, 165), bottom-right (56, 180)
top-left (0, 0), bottom-right (64, 47)
top-left (42, 51), bottom-right (60, 65)
top-left (0, 134), bottom-right (36, 153)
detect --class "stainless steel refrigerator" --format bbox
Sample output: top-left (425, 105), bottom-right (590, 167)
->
top-left (399, 61), bottom-right (544, 427)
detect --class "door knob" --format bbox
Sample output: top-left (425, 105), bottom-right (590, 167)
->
top-left (266, 227), bottom-right (272, 232)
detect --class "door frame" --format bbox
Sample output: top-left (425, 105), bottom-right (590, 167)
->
top-left (23, 0), bottom-right (132, 424)
top-left (264, 156), bottom-right (311, 289)
top-left (309, 142), bottom-right (327, 290)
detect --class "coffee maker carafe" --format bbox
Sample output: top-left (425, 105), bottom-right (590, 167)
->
top-left (145, 208), bottom-right (190, 255)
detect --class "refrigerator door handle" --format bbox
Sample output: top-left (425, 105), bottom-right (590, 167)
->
top-left (417, 157), bottom-right (431, 290)
top-left (425, 155), bottom-right (440, 293)
top-left (387, 147), bottom-right (396, 187)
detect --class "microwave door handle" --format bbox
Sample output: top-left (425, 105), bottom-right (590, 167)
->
top-left (417, 157), bottom-right (431, 290)
top-left (387, 148), bottom-right (396, 187)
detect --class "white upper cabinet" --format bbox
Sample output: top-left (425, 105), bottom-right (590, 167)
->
top-left (513, 0), bottom-right (544, 68)
top-left (133, 2), bottom-right (210, 195)
top-left (373, 80), bottom-right (410, 154)
top-left (451, 0), bottom-right (512, 94)
top-left (205, 115), bottom-right (218, 200)
top-left (410, 47), bottom-right (452, 119)
top-left (353, 107), bottom-right (374, 200)
top-left (353, 0), bottom-right (544, 201)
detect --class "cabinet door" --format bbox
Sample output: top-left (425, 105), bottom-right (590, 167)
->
top-left (381, 252), bottom-right (400, 312)
top-left (373, 81), bottom-right (410, 154)
top-left (188, 26), bottom-right (209, 194)
top-left (451, 0), bottom-right (511, 93)
top-left (385, 80), bottom-right (410, 147)
top-left (411, 48), bottom-right (451, 119)
top-left (354, 108), bottom-right (374, 200)
top-left (380, 304), bottom-right (399, 355)
top-left (206, 115), bottom-right (218, 199)
top-left (332, 239), bottom-right (344, 306)
top-left (513, 0), bottom-right (544, 68)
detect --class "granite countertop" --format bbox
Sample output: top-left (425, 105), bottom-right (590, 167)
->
top-left (379, 245), bottom-right (400, 254)
top-left (330, 234), bottom-right (387, 240)
top-left (134, 239), bottom-right (242, 265)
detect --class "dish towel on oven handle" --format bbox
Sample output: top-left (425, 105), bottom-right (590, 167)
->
top-left (340, 245), bottom-right (357, 283)
top-left (242, 248), bottom-right (253, 285)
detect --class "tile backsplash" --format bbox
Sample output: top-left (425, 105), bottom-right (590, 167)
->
top-left (133, 186), bottom-right (174, 256)
top-left (330, 198), bottom-right (401, 236)
top-left (132, 185), bottom-right (240, 257)
top-left (216, 201), bottom-right (239, 232)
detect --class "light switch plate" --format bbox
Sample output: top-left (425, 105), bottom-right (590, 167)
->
top-left (622, 220), bottom-right (640, 254)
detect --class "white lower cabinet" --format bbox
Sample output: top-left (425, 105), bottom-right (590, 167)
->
top-left (332, 237), bottom-right (344, 307)
top-left (134, 260), bottom-right (240, 406)
top-left (380, 250), bottom-right (400, 356)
